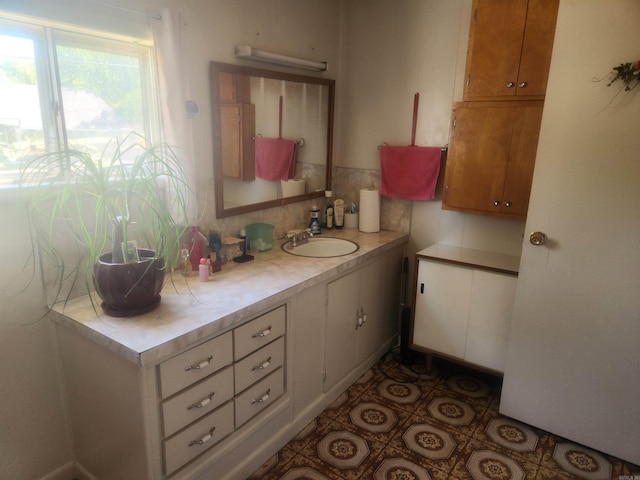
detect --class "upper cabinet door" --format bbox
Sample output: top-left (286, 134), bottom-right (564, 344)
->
top-left (515, 0), bottom-right (560, 97)
top-left (464, 0), bottom-right (559, 101)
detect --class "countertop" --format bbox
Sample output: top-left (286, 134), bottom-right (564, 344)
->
top-left (49, 229), bottom-right (409, 366)
top-left (416, 244), bottom-right (521, 275)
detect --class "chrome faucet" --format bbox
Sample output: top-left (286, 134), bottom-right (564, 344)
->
top-left (286, 228), bottom-right (313, 247)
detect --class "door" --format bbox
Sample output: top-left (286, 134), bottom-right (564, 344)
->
top-left (500, 1), bottom-right (640, 464)
top-left (324, 269), bottom-right (359, 392)
top-left (412, 260), bottom-right (472, 359)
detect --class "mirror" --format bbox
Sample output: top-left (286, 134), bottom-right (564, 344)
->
top-left (209, 61), bottom-right (335, 218)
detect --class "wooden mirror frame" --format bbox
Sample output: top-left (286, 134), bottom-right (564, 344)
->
top-left (209, 61), bottom-right (335, 218)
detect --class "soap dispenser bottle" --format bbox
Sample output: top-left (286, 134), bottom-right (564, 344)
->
top-left (309, 205), bottom-right (321, 234)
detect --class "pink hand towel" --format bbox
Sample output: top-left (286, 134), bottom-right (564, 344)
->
top-left (255, 137), bottom-right (297, 181)
top-left (380, 145), bottom-right (442, 200)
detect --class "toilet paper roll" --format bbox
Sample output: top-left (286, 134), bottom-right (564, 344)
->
top-left (281, 179), bottom-right (305, 197)
top-left (359, 188), bottom-right (380, 233)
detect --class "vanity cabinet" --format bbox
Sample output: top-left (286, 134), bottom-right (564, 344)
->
top-left (51, 230), bottom-right (408, 480)
top-left (410, 247), bottom-right (518, 374)
top-left (324, 245), bottom-right (403, 392)
top-left (442, 100), bottom-right (543, 218)
top-left (464, 0), bottom-right (559, 101)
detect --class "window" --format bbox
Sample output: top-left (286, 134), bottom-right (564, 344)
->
top-left (0, 16), bottom-right (159, 187)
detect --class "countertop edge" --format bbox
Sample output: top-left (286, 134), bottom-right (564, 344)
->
top-left (50, 230), bottom-right (409, 366)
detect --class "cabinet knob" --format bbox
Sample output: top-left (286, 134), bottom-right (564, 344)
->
top-left (504, 201), bottom-right (512, 207)
top-left (506, 82), bottom-right (515, 88)
top-left (493, 200), bottom-right (501, 206)
top-left (529, 231), bottom-right (547, 246)
top-left (518, 82), bottom-right (528, 88)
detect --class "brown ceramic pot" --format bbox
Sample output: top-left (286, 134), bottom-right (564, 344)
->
top-left (94, 249), bottom-right (165, 316)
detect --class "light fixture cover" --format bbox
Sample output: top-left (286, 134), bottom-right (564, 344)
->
top-left (235, 45), bottom-right (327, 72)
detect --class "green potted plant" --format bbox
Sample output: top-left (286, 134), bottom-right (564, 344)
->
top-left (20, 132), bottom-right (191, 317)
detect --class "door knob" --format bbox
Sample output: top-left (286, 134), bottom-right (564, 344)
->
top-left (529, 231), bottom-right (547, 246)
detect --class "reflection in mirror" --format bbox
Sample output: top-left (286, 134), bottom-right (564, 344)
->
top-left (210, 61), bottom-right (335, 218)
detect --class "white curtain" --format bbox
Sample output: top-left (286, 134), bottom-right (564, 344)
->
top-left (150, 8), bottom-right (198, 224)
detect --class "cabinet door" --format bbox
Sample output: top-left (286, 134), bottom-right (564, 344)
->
top-left (443, 102), bottom-right (543, 218)
top-left (515, 0), bottom-right (560, 97)
top-left (443, 104), bottom-right (515, 214)
top-left (357, 248), bottom-right (403, 364)
top-left (220, 103), bottom-right (255, 181)
top-left (465, 270), bottom-right (516, 372)
top-left (411, 260), bottom-right (472, 359)
top-left (291, 283), bottom-right (326, 416)
top-left (464, 0), bottom-right (558, 100)
top-left (324, 269), bottom-right (359, 392)
top-left (464, 0), bottom-right (528, 100)
top-left (501, 104), bottom-right (543, 216)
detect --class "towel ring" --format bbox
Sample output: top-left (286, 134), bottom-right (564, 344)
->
top-left (295, 138), bottom-right (305, 148)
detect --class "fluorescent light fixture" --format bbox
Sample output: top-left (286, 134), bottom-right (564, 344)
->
top-left (235, 45), bottom-right (327, 72)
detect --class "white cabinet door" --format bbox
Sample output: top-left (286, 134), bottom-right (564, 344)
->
top-left (466, 270), bottom-right (516, 372)
top-left (324, 246), bottom-right (404, 392)
top-left (357, 247), bottom-right (403, 364)
top-left (324, 269), bottom-right (359, 392)
top-left (291, 283), bottom-right (326, 417)
top-left (412, 260), bottom-right (472, 359)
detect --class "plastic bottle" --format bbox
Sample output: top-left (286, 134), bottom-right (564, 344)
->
top-left (309, 206), bottom-right (321, 234)
top-left (199, 258), bottom-right (209, 282)
top-left (333, 199), bottom-right (345, 229)
top-left (184, 226), bottom-right (209, 271)
top-left (323, 190), bottom-right (333, 229)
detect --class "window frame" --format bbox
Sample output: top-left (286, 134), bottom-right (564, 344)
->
top-left (0, 13), bottom-right (161, 196)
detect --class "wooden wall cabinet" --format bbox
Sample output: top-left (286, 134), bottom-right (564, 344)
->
top-left (220, 103), bottom-right (255, 181)
top-left (464, 0), bottom-right (559, 101)
top-left (442, 0), bottom-right (557, 219)
top-left (442, 101), bottom-right (543, 218)
top-left (218, 72), bottom-right (255, 181)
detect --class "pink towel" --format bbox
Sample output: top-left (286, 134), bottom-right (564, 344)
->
top-left (380, 145), bottom-right (441, 200)
top-left (255, 137), bottom-right (297, 181)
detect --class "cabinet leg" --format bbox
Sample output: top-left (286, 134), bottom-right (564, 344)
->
top-left (425, 353), bottom-right (433, 376)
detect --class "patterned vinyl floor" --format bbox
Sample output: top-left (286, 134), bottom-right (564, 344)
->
top-left (249, 353), bottom-right (639, 480)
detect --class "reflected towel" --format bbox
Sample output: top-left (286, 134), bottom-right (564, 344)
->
top-left (255, 137), bottom-right (297, 181)
top-left (380, 145), bottom-right (441, 200)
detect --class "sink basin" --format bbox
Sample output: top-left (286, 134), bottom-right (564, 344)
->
top-left (282, 237), bottom-right (359, 258)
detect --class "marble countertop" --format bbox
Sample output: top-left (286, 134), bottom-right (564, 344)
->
top-left (416, 244), bottom-right (521, 275)
top-left (49, 229), bottom-right (408, 366)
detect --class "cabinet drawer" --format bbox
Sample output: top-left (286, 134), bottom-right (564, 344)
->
top-left (235, 336), bottom-right (285, 393)
top-left (234, 368), bottom-right (284, 428)
top-left (161, 366), bottom-right (234, 438)
top-left (163, 401), bottom-right (234, 476)
top-left (234, 306), bottom-right (285, 360)
top-left (159, 332), bottom-right (233, 398)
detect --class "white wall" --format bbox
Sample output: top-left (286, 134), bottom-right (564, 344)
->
top-left (337, 0), bottom-right (526, 291)
top-left (0, 1), bottom-right (342, 478)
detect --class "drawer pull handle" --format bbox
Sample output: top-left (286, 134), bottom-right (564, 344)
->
top-left (188, 427), bottom-right (216, 447)
top-left (251, 389), bottom-right (271, 404)
top-left (252, 357), bottom-right (272, 371)
top-left (185, 356), bottom-right (213, 371)
top-left (187, 391), bottom-right (216, 410)
top-left (252, 326), bottom-right (272, 338)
